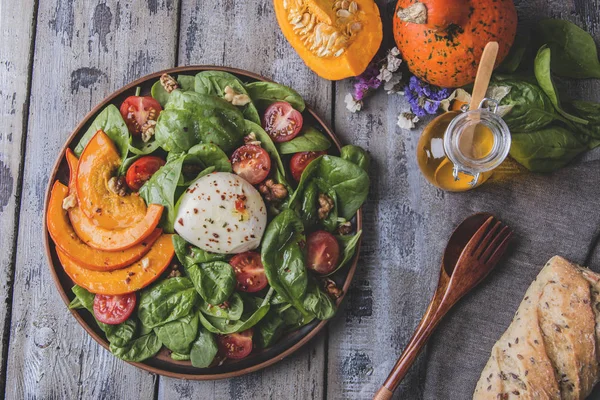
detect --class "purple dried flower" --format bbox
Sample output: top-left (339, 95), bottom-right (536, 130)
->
top-left (404, 76), bottom-right (449, 116)
top-left (424, 100), bottom-right (441, 114)
top-left (352, 64), bottom-right (382, 101)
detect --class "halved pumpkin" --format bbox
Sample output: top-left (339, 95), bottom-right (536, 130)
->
top-left (57, 234), bottom-right (174, 295)
top-left (65, 149), bottom-right (164, 251)
top-left (274, 0), bottom-right (383, 80)
top-left (76, 130), bottom-right (148, 230)
top-left (47, 181), bottom-right (161, 271)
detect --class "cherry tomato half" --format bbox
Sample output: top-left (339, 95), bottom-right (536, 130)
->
top-left (217, 329), bottom-right (254, 359)
top-left (290, 151), bottom-right (326, 181)
top-left (306, 230), bottom-right (340, 275)
top-left (231, 145), bottom-right (271, 185)
top-left (93, 293), bottom-right (137, 325)
top-left (229, 251), bottom-right (268, 293)
top-left (125, 156), bottom-right (166, 191)
top-left (262, 101), bottom-right (303, 143)
top-left (119, 95), bottom-right (162, 135)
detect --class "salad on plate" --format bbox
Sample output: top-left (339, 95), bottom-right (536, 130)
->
top-left (46, 70), bottom-right (369, 367)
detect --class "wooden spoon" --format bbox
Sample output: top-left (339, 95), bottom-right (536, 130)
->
top-left (458, 42), bottom-right (499, 159)
top-left (373, 213), bottom-right (513, 400)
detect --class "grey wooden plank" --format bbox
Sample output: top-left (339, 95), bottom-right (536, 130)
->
top-left (4, 1), bottom-right (179, 399)
top-left (0, 0), bottom-right (37, 394)
top-left (157, 0), bottom-right (332, 398)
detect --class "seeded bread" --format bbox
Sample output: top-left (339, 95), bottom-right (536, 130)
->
top-left (473, 256), bottom-right (600, 400)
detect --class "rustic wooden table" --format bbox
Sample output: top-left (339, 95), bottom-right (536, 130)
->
top-left (1, 1), bottom-right (600, 399)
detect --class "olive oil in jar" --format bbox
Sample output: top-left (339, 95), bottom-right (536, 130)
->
top-left (416, 102), bottom-right (511, 192)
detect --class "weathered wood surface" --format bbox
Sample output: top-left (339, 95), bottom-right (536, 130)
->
top-left (1, 0), bottom-right (600, 399)
top-left (4, 1), bottom-right (178, 399)
top-left (0, 0), bottom-right (37, 395)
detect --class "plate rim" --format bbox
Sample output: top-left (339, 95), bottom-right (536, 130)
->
top-left (43, 65), bottom-right (363, 380)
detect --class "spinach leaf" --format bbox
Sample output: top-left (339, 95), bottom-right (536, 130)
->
top-left (300, 180), bottom-right (319, 228)
top-left (316, 182), bottom-right (338, 233)
top-left (74, 104), bottom-right (130, 160)
top-left (289, 155), bottom-right (369, 220)
top-left (194, 71), bottom-right (261, 124)
top-left (198, 294), bottom-right (271, 334)
top-left (340, 145), bottom-right (370, 172)
top-left (244, 119), bottom-right (286, 178)
top-left (325, 230), bottom-right (362, 277)
top-left (278, 127), bottom-right (331, 154)
top-left (172, 235), bottom-right (226, 268)
top-left (565, 101), bottom-right (600, 142)
top-left (138, 277), bottom-right (199, 329)
top-left (533, 46), bottom-right (589, 125)
top-left (186, 143), bottom-right (232, 172)
top-left (151, 74), bottom-right (196, 107)
top-left (302, 278), bottom-right (336, 320)
top-left (70, 285), bottom-right (95, 310)
top-left (184, 261), bottom-right (236, 305)
top-left (261, 209), bottom-right (310, 316)
top-left (154, 312), bottom-right (199, 354)
top-left (190, 325), bottom-right (218, 368)
top-left (498, 32), bottom-right (530, 74)
top-left (254, 311), bottom-right (285, 348)
top-left (68, 297), bottom-right (84, 310)
top-left (510, 127), bottom-right (587, 172)
top-left (490, 80), bottom-right (556, 132)
top-left (110, 332), bottom-right (162, 362)
top-left (199, 292), bottom-right (244, 320)
top-left (155, 90), bottom-right (245, 153)
top-left (534, 19), bottom-right (600, 79)
top-left (281, 304), bottom-right (314, 329)
top-left (171, 352), bottom-right (191, 361)
top-left (139, 154), bottom-right (185, 233)
top-left (245, 81), bottom-right (306, 112)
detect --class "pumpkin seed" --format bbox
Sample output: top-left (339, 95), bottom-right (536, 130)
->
top-left (341, 1), bottom-right (349, 9)
top-left (349, 21), bottom-right (361, 34)
top-left (336, 9), bottom-right (351, 18)
top-left (348, 2), bottom-right (358, 13)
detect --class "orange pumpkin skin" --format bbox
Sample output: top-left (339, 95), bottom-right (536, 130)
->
top-left (47, 181), bottom-right (161, 271)
top-left (393, 0), bottom-right (517, 87)
top-left (57, 234), bottom-right (174, 295)
top-left (65, 149), bottom-right (164, 252)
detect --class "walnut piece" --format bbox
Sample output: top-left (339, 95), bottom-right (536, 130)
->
top-left (337, 221), bottom-right (353, 235)
top-left (167, 263), bottom-right (181, 278)
top-left (243, 132), bottom-right (261, 146)
top-left (62, 193), bottom-right (78, 210)
top-left (107, 176), bottom-right (127, 197)
top-left (160, 73), bottom-right (179, 93)
top-left (224, 85), bottom-right (251, 106)
top-left (259, 179), bottom-right (288, 202)
top-left (318, 193), bottom-right (334, 219)
top-left (141, 119), bottom-right (157, 143)
top-left (323, 278), bottom-right (343, 299)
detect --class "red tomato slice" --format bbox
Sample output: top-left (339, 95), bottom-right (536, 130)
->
top-left (306, 230), bottom-right (340, 275)
top-left (93, 293), bottom-right (137, 325)
top-left (231, 145), bottom-right (271, 185)
top-left (119, 96), bottom-right (162, 135)
top-left (290, 151), bottom-right (326, 181)
top-left (229, 251), bottom-right (268, 293)
top-left (262, 101), bottom-right (303, 143)
top-left (125, 156), bottom-right (166, 191)
top-left (217, 329), bottom-right (254, 359)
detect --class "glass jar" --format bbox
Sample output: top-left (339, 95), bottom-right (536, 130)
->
top-left (416, 99), bottom-right (511, 192)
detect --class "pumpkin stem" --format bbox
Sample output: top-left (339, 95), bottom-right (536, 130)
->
top-left (397, 2), bottom-right (427, 24)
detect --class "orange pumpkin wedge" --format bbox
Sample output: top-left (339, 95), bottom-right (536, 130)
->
top-left (76, 130), bottom-right (148, 230)
top-left (47, 181), bottom-right (161, 271)
top-left (57, 234), bottom-right (174, 295)
top-left (65, 149), bottom-right (164, 251)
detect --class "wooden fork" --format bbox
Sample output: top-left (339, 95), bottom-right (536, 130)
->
top-left (374, 215), bottom-right (513, 399)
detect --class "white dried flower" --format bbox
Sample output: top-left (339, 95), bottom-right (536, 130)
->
top-left (377, 67), bottom-right (393, 83)
top-left (386, 52), bottom-right (403, 72)
top-left (384, 74), bottom-right (403, 94)
top-left (389, 47), bottom-right (400, 57)
top-left (344, 93), bottom-right (362, 113)
top-left (397, 112), bottom-right (419, 129)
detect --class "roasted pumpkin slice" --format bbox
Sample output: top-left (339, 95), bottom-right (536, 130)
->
top-left (57, 234), bottom-right (174, 295)
top-left (274, 0), bottom-right (383, 80)
top-left (65, 149), bottom-right (163, 251)
top-left (76, 130), bottom-right (148, 230)
top-left (47, 182), bottom-right (161, 271)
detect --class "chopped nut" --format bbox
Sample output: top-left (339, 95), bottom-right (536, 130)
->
top-left (141, 258), bottom-right (150, 271)
top-left (259, 179), bottom-right (288, 202)
top-left (243, 132), bottom-right (261, 146)
top-left (223, 85), bottom-right (251, 106)
top-left (62, 193), bottom-right (78, 210)
top-left (337, 221), bottom-right (352, 235)
top-left (318, 193), bottom-right (334, 219)
top-left (218, 301), bottom-right (230, 309)
top-left (107, 176), bottom-right (127, 197)
top-left (160, 73), bottom-right (179, 93)
top-left (167, 264), bottom-right (181, 278)
top-left (141, 120), bottom-right (157, 143)
top-left (323, 278), bottom-right (342, 299)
